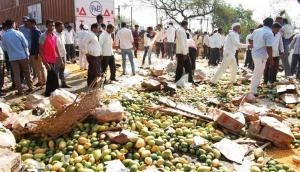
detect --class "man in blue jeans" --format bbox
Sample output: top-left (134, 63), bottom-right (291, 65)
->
top-left (115, 22), bottom-right (135, 75)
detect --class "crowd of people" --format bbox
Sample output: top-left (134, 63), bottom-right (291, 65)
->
top-left (0, 13), bottom-right (299, 98)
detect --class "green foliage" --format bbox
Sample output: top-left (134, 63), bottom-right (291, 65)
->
top-left (212, 3), bottom-right (257, 40)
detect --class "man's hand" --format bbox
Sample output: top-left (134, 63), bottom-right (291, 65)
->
top-left (44, 63), bottom-right (51, 71)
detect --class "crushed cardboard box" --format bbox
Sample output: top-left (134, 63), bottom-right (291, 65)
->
top-left (0, 149), bottom-right (21, 172)
top-left (248, 117), bottom-right (295, 146)
top-left (141, 79), bottom-right (162, 91)
top-left (93, 100), bottom-right (124, 123)
top-left (213, 109), bottom-right (245, 134)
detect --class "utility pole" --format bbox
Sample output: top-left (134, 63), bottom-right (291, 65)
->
top-left (130, 0), bottom-right (133, 28)
top-left (116, 5), bottom-right (121, 28)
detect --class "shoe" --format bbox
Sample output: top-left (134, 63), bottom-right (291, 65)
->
top-left (192, 82), bottom-right (198, 86)
top-left (66, 61), bottom-right (71, 64)
top-left (0, 92), bottom-right (5, 96)
top-left (61, 83), bottom-right (72, 88)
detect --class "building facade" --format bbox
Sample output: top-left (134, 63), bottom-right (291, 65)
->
top-left (0, 0), bottom-right (75, 26)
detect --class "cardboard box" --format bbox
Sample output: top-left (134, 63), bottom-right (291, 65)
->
top-left (93, 100), bottom-right (124, 123)
top-left (141, 79), bottom-right (162, 91)
top-left (214, 109), bottom-right (245, 134)
top-left (280, 94), bottom-right (300, 104)
top-left (259, 116), bottom-right (295, 146)
top-left (151, 69), bottom-right (164, 77)
top-left (0, 149), bottom-right (22, 172)
top-left (276, 84), bottom-right (296, 94)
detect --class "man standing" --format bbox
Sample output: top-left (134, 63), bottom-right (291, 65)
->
top-left (64, 25), bottom-right (76, 63)
top-left (155, 24), bottom-right (165, 58)
top-left (77, 24), bottom-right (89, 70)
top-left (132, 25), bottom-right (140, 58)
top-left (219, 28), bottom-right (226, 63)
top-left (2, 19), bottom-right (33, 95)
top-left (211, 23), bottom-right (247, 85)
top-left (142, 27), bottom-right (156, 66)
top-left (20, 16), bottom-right (35, 78)
top-left (82, 23), bottom-right (101, 86)
top-left (263, 23), bottom-right (283, 84)
top-left (0, 22), bottom-right (13, 87)
top-left (202, 32), bottom-right (210, 59)
top-left (99, 24), bottom-right (117, 82)
top-left (249, 18), bottom-right (275, 95)
top-left (115, 22), bottom-right (135, 76)
top-left (244, 29), bottom-right (254, 70)
top-left (290, 33), bottom-right (300, 79)
top-left (281, 18), bottom-right (293, 77)
top-left (175, 21), bottom-right (193, 83)
top-left (165, 22), bottom-right (176, 60)
top-left (28, 18), bottom-right (45, 87)
top-left (39, 19), bottom-right (60, 96)
top-left (55, 21), bottom-right (71, 88)
top-left (209, 29), bottom-right (222, 66)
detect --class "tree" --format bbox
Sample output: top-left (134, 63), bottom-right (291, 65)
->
top-left (212, 3), bottom-right (257, 40)
top-left (141, 0), bottom-right (218, 24)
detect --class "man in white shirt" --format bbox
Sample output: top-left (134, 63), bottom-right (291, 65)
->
top-left (219, 28), bottom-right (226, 63)
top-left (290, 33), bottom-right (300, 79)
top-left (209, 30), bottom-right (222, 66)
top-left (244, 29), bottom-right (254, 70)
top-left (249, 18), bottom-right (275, 95)
top-left (175, 21), bottom-right (194, 83)
top-left (142, 26), bottom-right (156, 66)
top-left (64, 25), bottom-right (76, 63)
top-left (165, 22), bottom-right (176, 60)
top-left (211, 23), bottom-right (247, 85)
top-left (115, 22), bottom-right (135, 75)
top-left (82, 23), bottom-right (101, 86)
top-left (76, 24), bottom-right (89, 70)
top-left (280, 18), bottom-right (293, 77)
top-left (99, 24), bottom-right (117, 81)
top-left (155, 24), bottom-right (165, 58)
top-left (263, 23), bottom-right (283, 84)
top-left (202, 32), bottom-right (210, 59)
top-left (55, 21), bottom-right (71, 88)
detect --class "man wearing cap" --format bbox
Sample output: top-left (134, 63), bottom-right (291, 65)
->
top-left (249, 18), bottom-right (275, 95)
top-left (165, 22), bottom-right (176, 60)
top-left (64, 25), bottom-right (76, 63)
top-left (27, 18), bottom-right (45, 87)
top-left (20, 16), bottom-right (35, 77)
top-left (211, 23), bottom-right (247, 85)
top-left (77, 24), bottom-right (89, 70)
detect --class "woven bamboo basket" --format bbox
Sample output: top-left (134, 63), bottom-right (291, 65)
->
top-left (25, 77), bottom-right (104, 138)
